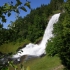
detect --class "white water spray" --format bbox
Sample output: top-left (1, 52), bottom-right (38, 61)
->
top-left (13, 13), bottom-right (60, 58)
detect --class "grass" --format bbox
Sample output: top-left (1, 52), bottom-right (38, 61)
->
top-left (9, 55), bottom-right (64, 70)
top-left (0, 39), bottom-right (30, 54)
top-left (22, 55), bottom-right (64, 70)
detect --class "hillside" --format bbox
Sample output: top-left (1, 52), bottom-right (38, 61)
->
top-left (0, 0), bottom-right (70, 70)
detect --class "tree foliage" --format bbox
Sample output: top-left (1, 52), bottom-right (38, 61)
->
top-left (46, 0), bottom-right (70, 69)
top-left (0, 0), bottom-right (31, 23)
top-left (0, 0), bottom-right (65, 46)
top-left (50, 0), bottom-right (64, 11)
top-left (0, 3), bottom-right (52, 45)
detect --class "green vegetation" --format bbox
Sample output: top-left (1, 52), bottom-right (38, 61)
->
top-left (23, 55), bottom-right (64, 70)
top-left (0, 0), bottom-right (70, 70)
top-left (46, 0), bottom-right (70, 70)
top-left (6, 55), bottom-right (64, 70)
top-left (0, 0), bottom-right (31, 23)
top-left (0, 0), bottom-right (64, 47)
top-left (2, 55), bottom-right (64, 70)
top-left (0, 39), bottom-right (30, 53)
top-left (34, 37), bottom-right (42, 44)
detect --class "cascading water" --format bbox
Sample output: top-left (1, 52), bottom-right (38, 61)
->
top-left (12, 13), bottom-right (60, 59)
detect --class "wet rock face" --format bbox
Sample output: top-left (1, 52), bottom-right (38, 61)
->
top-left (20, 55), bottom-right (27, 62)
top-left (40, 53), bottom-right (46, 57)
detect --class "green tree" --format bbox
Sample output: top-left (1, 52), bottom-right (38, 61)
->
top-left (46, 0), bottom-right (70, 69)
top-left (0, 0), bottom-right (31, 23)
top-left (50, 0), bottom-right (64, 11)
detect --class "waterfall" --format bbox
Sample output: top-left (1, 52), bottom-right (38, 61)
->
top-left (12, 13), bottom-right (60, 58)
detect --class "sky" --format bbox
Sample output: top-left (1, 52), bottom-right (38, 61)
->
top-left (0, 0), bottom-right (51, 28)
